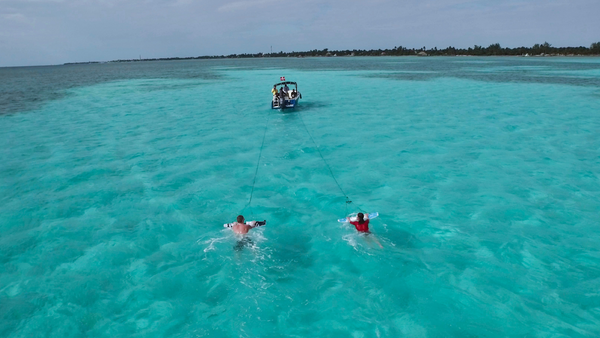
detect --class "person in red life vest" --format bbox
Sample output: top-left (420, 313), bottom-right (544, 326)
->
top-left (347, 213), bottom-right (383, 248)
top-left (347, 212), bottom-right (370, 232)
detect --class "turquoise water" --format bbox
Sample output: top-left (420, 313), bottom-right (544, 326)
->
top-left (2, 57), bottom-right (600, 337)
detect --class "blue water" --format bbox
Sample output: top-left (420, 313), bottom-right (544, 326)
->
top-left (2, 57), bottom-right (600, 337)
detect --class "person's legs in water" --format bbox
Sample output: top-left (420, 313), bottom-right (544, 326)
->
top-left (234, 237), bottom-right (254, 251)
top-left (363, 233), bottom-right (384, 248)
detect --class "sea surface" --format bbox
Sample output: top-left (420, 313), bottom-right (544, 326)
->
top-left (1, 57), bottom-right (600, 337)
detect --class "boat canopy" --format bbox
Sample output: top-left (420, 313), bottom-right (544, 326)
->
top-left (274, 81), bottom-right (298, 87)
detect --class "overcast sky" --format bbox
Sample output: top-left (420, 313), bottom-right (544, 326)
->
top-left (1, 0), bottom-right (599, 67)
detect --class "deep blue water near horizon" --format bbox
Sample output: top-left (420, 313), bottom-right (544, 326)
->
top-left (1, 57), bottom-right (600, 337)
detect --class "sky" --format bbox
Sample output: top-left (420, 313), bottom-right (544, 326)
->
top-left (0, 0), bottom-right (599, 67)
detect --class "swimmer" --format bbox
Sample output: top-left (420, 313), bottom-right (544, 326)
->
top-left (230, 215), bottom-right (265, 252)
top-left (347, 213), bottom-right (383, 248)
top-left (347, 212), bottom-right (370, 232)
top-left (231, 215), bottom-right (263, 234)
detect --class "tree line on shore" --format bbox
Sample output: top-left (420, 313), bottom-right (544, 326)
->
top-left (83, 42), bottom-right (600, 64)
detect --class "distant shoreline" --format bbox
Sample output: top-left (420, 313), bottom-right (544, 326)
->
top-left (62, 54), bottom-right (600, 66)
top-left (63, 42), bottom-right (600, 65)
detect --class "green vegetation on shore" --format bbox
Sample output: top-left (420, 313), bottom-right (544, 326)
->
top-left (65, 42), bottom-right (600, 65)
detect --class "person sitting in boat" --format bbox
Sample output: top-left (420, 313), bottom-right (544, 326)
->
top-left (271, 85), bottom-right (278, 96)
top-left (290, 89), bottom-right (297, 98)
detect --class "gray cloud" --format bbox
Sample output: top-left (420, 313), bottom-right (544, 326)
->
top-left (1, 0), bottom-right (599, 66)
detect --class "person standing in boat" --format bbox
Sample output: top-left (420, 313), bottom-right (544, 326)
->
top-left (283, 83), bottom-right (289, 97)
top-left (271, 85), bottom-right (278, 97)
top-left (279, 87), bottom-right (286, 105)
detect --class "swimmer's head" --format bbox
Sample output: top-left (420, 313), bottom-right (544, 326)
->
top-left (237, 215), bottom-right (244, 223)
top-left (357, 213), bottom-right (364, 220)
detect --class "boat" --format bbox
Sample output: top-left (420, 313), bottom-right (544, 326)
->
top-left (271, 81), bottom-right (302, 110)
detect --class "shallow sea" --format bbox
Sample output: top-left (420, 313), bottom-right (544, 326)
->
top-left (1, 57), bottom-right (600, 337)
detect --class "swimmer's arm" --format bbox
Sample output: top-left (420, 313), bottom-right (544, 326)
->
top-left (365, 213), bottom-right (369, 220)
top-left (248, 220), bottom-right (266, 228)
